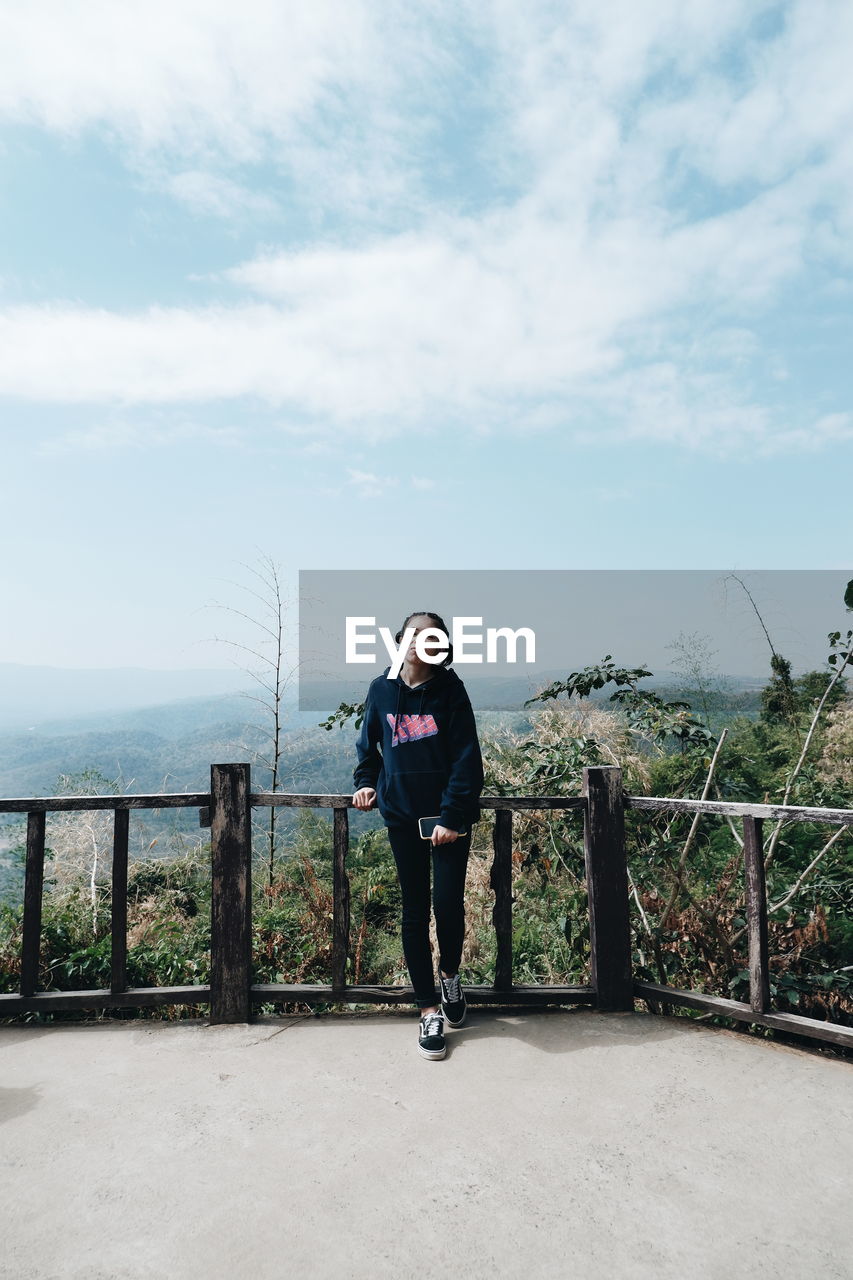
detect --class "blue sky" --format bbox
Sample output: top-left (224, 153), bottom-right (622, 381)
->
top-left (1, 1), bottom-right (851, 672)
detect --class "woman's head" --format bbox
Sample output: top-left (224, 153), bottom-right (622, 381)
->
top-left (395, 610), bottom-right (454, 666)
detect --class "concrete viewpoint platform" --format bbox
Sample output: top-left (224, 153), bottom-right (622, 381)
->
top-left (1, 1008), bottom-right (851, 1280)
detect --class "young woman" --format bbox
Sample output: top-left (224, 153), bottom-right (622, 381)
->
top-left (352, 610), bottom-right (484, 1061)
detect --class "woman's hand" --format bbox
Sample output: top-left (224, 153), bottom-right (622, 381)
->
top-left (431, 824), bottom-right (459, 846)
top-left (352, 787), bottom-right (377, 811)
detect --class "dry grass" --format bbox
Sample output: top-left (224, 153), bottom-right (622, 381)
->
top-left (423, 696), bottom-right (651, 977)
top-left (816, 699), bottom-right (853, 790)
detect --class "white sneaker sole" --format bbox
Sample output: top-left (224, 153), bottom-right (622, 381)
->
top-left (418, 1042), bottom-right (447, 1060)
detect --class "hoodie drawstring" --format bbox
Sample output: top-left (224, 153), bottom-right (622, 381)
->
top-left (393, 680), bottom-right (431, 743)
top-left (393, 681), bottom-right (402, 743)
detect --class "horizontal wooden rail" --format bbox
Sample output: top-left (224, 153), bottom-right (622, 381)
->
top-left (248, 792), bottom-right (587, 811)
top-left (0, 985), bottom-right (212, 1014)
top-left (251, 984), bottom-right (595, 1006)
top-left (1, 790), bottom-right (847, 822)
top-left (0, 984), bottom-right (595, 1016)
top-left (0, 790), bottom-right (587, 817)
top-left (634, 981), bottom-right (853, 1050)
top-left (0, 792), bottom-right (209, 813)
top-left (626, 795), bottom-right (853, 826)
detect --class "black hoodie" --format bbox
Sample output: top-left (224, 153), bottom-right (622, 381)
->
top-left (353, 663), bottom-right (484, 831)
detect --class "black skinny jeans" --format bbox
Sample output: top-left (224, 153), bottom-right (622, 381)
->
top-left (386, 822), bottom-right (471, 1009)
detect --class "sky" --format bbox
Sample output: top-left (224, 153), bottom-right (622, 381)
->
top-left (1, 0), bottom-right (851, 676)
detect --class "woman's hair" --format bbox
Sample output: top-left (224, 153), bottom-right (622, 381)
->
top-left (395, 610), bottom-right (454, 666)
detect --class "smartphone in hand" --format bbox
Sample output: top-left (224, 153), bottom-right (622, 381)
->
top-left (418, 815), bottom-right (467, 840)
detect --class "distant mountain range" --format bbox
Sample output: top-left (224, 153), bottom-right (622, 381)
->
top-left (299, 669), bottom-right (769, 712)
top-left (0, 661), bottom-right (771, 736)
top-left (0, 704), bottom-right (351, 801)
top-left (0, 663), bottom-right (254, 734)
top-left (0, 663), bottom-right (767, 805)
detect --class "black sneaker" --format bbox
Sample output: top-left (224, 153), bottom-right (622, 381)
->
top-left (418, 1010), bottom-right (446, 1060)
top-left (439, 972), bottom-right (467, 1027)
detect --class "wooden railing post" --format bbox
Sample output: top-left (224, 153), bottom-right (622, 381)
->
top-left (743, 816), bottom-right (770, 1014)
top-left (331, 806), bottom-right (351, 994)
top-left (20, 811), bottom-right (46, 998)
top-left (210, 763), bottom-right (252, 1024)
top-left (583, 766), bottom-right (633, 1012)
top-left (111, 808), bottom-right (129, 994)
top-left (491, 807), bottom-right (513, 991)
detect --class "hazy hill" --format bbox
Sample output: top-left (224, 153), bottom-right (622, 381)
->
top-left (0, 664), bottom-right (252, 734)
top-left (0, 716), bottom-right (354, 802)
top-left (0, 671), bottom-right (763, 804)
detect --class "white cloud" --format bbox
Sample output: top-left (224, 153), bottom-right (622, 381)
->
top-left (0, 156), bottom-right (840, 452)
top-left (766, 412), bottom-right (853, 455)
top-left (0, 0), bottom-right (440, 220)
top-left (36, 417), bottom-right (243, 456)
top-left (164, 171), bottom-right (279, 220)
top-left (345, 468), bottom-right (399, 499)
top-left (1, 1), bottom-right (851, 457)
top-left (0, 1), bottom-right (381, 153)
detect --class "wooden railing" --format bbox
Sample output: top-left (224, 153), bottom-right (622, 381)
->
top-left (1, 765), bottom-right (851, 1050)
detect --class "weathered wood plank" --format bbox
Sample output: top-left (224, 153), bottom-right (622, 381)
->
top-left (743, 816), bottom-right (770, 1015)
top-left (634, 981), bottom-right (853, 1049)
top-left (626, 795), bottom-right (853, 827)
top-left (209, 764), bottom-right (252, 1024)
top-left (490, 808), bottom-right (513, 990)
top-left (111, 808), bottom-right (129, 995)
top-left (583, 767), bottom-right (633, 1012)
top-left (249, 792), bottom-right (586, 811)
top-left (331, 806), bottom-right (351, 992)
top-left (0, 986), bottom-right (212, 1014)
top-left (2, 788), bottom-right (848, 824)
top-left (20, 812), bottom-right (46, 997)
top-left (0, 984), bottom-right (596, 1016)
top-left (250, 983), bottom-right (596, 1005)
top-left (0, 793), bottom-right (209, 813)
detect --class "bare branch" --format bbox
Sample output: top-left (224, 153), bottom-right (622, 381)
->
top-left (769, 824), bottom-right (851, 915)
top-left (206, 608), bottom-right (281, 648)
top-left (627, 865), bottom-right (654, 939)
top-left (725, 573), bottom-right (778, 658)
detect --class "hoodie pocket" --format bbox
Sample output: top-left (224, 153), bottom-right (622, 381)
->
top-left (382, 769), bottom-right (446, 819)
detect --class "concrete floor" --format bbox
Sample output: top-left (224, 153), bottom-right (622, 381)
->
top-left (0, 1008), bottom-right (851, 1280)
